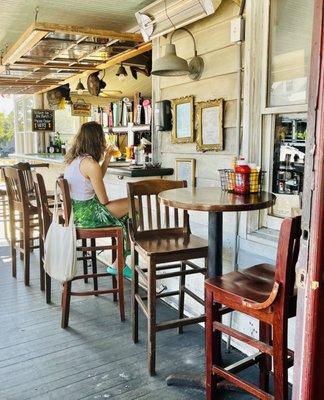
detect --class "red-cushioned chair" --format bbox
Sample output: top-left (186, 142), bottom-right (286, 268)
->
top-left (205, 216), bottom-right (301, 400)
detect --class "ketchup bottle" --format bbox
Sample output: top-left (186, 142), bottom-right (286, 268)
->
top-left (235, 158), bottom-right (251, 194)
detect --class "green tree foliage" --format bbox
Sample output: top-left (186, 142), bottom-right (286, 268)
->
top-left (0, 111), bottom-right (14, 147)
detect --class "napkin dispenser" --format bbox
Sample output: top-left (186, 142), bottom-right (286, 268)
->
top-left (154, 100), bottom-right (172, 131)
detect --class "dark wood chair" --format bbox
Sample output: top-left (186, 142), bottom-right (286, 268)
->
top-left (3, 166), bottom-right (40, 286)
top-left (57, 177), bottom-right (125, 328)
top-left (205, 216), bottom-right (301, 400)
top-left (127, 179), bottom-right (209, 375)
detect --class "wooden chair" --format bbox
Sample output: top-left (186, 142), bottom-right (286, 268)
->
top-left (3, 166), bottom-right (40, 286)
top-left (57, 177), bottom-right (125, 328)
top-left (205, 216), bottom-right (301, 400)
top-left (127, 179), bottom-right (209, 375)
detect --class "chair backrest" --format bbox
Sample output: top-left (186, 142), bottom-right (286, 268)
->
top-left (14, 162), bottom-right (34, 194)
top-left (33, 172), bottom-right (52, 240)
top-left (274, 215), bottom-right (302, 302)
top-left (56, 177), bottom-right (71, 227)
top-left (3, 166), bottom-right (29, 212)
top-left (127, 179), bottom-right (189, 239)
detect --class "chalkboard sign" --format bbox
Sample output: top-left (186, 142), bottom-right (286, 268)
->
top-left (32, 109), bottom-right (55, 131)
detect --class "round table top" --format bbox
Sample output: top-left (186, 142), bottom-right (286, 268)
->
top-left (158, 187), bottom-right (276, 212)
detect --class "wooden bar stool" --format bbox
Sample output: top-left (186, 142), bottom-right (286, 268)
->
top-left (57, 177), bottom-right (125, 328)
top-left (127, 179), bottom-right (209, 375)
top-left (3, 166), bottom-right (40, 286)
top-left (205, 216), bottom-right (301, 400)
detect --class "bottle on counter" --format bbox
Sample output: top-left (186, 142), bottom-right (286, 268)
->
top-left (61, 143), bottom-right (66, 155)
top-left (234, 157), bottom-right (251, 194)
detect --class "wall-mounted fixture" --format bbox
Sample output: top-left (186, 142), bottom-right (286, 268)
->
top-left (135, 0), bottom-right (221, 42)
top-left (75, 79), bottom-right (85, 95)
top-left (151, 28), bottom-right (204, 81)
top-left (116, 64), bottom-right (128, 81)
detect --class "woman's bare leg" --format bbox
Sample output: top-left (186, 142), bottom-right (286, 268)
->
top-left (106, 198), bottom-right (129, 219)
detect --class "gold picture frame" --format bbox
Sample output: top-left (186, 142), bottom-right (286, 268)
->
top-left (196, 98), bottom-right (224, 151)
top-left (175, 158), bottom-right (196, 187)
top-left (171, 96), bottom-right (194, 144)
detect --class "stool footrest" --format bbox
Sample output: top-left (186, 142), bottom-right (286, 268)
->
top-left (182, 286), bottom-right (204, 306)
top-left (212, 365), bottom-right (274, 400)
top-left (213, 321), bottom-right (273, 356)
top-left (156, 315), bottom-right (205, 332)
top-left (70, 288), bottom-right (118, 296)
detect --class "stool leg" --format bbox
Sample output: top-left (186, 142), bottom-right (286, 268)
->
top-left (273, 319), bottom-right (288, 400)
top-left (39, 238), bottom-right (45, 291)
top-left (45, 273), bottom-right (51, 304)
top-left (206, 289), bottom-right (218, 400)
top-left (82, 239), bottom-right (88, 283)
top-left (9, 207), bottom-right (16, 278)
top-left (91, 238), bottom-right (98, 295)
top-left (61, 281), bottom-right (72, 328)
top-left (148, 259), bottom-right (156, 376)
top-left (23, 215), bottom-right (30, 286)
top-left (259, 321), bottom-right (271, 392)
top-left (131, 243), bottom-right (139, 343)
top-left (178, 261), bottom-right (186, 334)
top-left (117, 231), bottom-right (125, 322)
top-left (19, 212), bottom-right (24, 261)
top-left (112, 237), bottom-right (117, 302)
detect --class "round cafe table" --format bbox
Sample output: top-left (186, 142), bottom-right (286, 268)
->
top-left (158, 187), bottom-right (276, 388)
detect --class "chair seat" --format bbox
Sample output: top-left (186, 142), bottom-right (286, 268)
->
top-left (136, 233), bottom-right (208, 256)
top-left (205, 263), bottom-right (276, 305)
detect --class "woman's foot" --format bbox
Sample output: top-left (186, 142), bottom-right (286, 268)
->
top-left (107, 264), bottom-right (132, 279)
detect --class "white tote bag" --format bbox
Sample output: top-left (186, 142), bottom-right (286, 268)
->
top-left (44, 188), bottom-right (77, 282)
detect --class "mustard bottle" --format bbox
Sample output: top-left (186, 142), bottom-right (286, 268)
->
top-left (228, 157), bottom-right (237, 191)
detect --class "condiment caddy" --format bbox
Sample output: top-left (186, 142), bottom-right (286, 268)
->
top-left (219, 156), bottom-right (265, 194)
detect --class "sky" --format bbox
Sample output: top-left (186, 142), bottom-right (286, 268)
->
top-left (0, 96), bottom-right (14, 115)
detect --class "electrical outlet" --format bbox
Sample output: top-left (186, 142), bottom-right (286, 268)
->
top-left (230, 17), bottom-right (245, 43)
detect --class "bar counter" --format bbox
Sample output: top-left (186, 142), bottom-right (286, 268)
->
top-left (10, 153), bottom-right (174, 178)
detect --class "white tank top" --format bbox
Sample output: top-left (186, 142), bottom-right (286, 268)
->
top-left (64, 156), bottom-right (95, 201)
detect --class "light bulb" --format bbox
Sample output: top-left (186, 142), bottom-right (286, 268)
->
top-left (77, 89), bottom-right (83, 95)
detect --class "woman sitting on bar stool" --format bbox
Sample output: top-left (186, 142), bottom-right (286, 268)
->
top-left (64, 121), bottom-right (132, 278)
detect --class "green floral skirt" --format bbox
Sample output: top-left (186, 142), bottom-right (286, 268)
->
top-left (72, 196), bottom-right (130, 257)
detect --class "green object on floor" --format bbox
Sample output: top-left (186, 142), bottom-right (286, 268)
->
top-left (107, 264), bottom-right (132, 279)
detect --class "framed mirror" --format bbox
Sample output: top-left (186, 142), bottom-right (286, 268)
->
top-left (171, 96), bottom-right (194, 144)
top-left (196, 98), bottom-right (224, 151)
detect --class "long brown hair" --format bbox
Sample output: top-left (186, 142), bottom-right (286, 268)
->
top-left (65, 121), bottom-right (106, 164)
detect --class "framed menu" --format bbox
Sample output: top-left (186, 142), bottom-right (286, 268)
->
top-left (171, 96), bottom-right (194, 144)
top-left (32, 109), bottom-right (55, 131)
top-left (196, 99), bottom-right (223, 151)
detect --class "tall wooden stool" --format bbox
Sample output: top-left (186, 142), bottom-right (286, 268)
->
top-left (57, 177), bottom-right (125, 328)
top-left (3, 166), bottom-right (40, 286)
top-left (205, 216), bottom-right (301, 400)
top-left (127, 179), bottom-right (209, 375)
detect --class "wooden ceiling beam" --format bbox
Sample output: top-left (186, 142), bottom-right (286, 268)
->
top-left (14, 62), bottom-right (99, 71)
top-left (34, 21), bottom-right (144, 42)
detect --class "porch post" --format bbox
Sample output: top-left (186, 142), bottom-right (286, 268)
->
top-left (293, 0), bottom-right (324, 398)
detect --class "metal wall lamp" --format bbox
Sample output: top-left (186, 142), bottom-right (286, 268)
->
top-left (151, 27), bottom-right (204, 81)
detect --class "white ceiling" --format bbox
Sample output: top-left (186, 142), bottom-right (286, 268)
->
top-left (0, 0), bottom-right (154, 52)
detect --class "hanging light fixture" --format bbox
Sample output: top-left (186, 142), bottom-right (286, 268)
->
top-left (151, 27), bottom-right (204, 81)
top-left (75, 78), bottom-right (85, 95)
top-left (116, 64), bottom-right (128, 81)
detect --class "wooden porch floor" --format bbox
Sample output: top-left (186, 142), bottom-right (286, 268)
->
top-left (0, 241), bottom-right (275, 400)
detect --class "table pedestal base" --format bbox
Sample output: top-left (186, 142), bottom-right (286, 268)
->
top-left (166, 373), bottom-right (205, 390)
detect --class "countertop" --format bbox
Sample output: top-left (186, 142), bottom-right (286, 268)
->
top-left (11, 153), bottom-right (174, 178)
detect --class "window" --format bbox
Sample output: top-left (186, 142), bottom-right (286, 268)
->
top-left (268, 0), bottom-right (313, 107)
top-left (270, 113), bottom-right (306, 218)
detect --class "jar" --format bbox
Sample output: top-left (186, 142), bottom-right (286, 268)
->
top-left (235, 160), bottom-right (251, 194)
